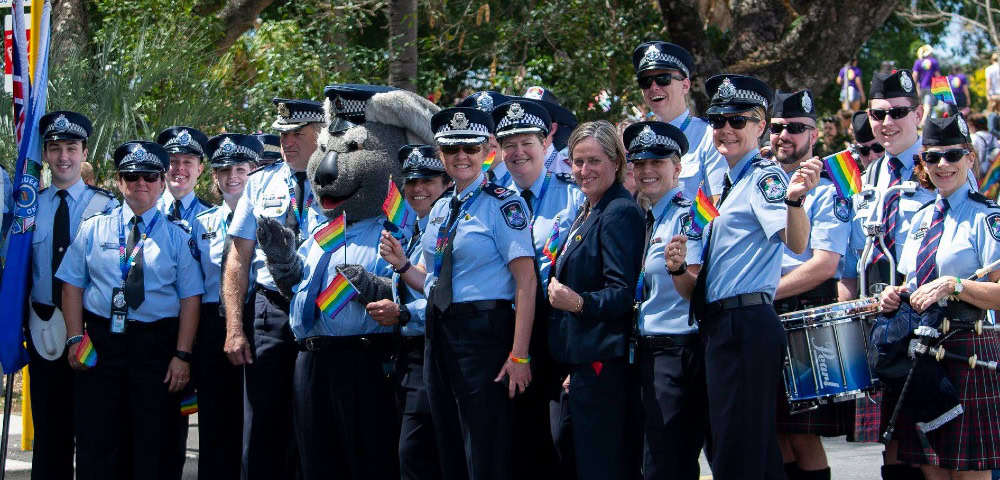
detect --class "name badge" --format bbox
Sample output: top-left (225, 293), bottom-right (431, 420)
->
top-left (201, 232), bottom-right (217, 240)
top-left (110, 287), bottom-right (128, 334)
top-left (257, 193), bottom-right (288, 217)
top-left (101, 242), bottom-right (118, 250)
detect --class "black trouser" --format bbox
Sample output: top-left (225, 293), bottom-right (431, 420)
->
top-left (555, 357), bottom-right (629, 480)
top-left (513, 310), bottom-right (559, 479)
top-left (701, 302), bottom-right (786, 480)
top-left (26, 312), bottom-right (75, 480)
top-left (75, 311), bottom-right (178, 480)
top-left (425, 303), bottom-right (514, 480)
top-left (396, 335), bottom-right (443, 480)
top-left (243, 288), bottom-right (299, 480)
top-left (292, 335), bottom-right (399, 479)
top-left (194, 302), bottom-right (244, 480)
top-left (637, 336), bottom-right (708, 480)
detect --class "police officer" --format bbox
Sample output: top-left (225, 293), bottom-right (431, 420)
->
top-left (521, 86), bottom-right (577, 174)
top-left (422, 107), bottom-right (536, 480)
top-left (223, 98), bottom-right (325, 479)
top-left (28, 111), bottom-right (116, 480)
top-left (625, 120), bottom-right (706, 480)
top-left (769, 90), bottom-right (853, 480)
top-left (459, 91), bottom-right (509, 184)
top-left (676, 74), bottom-right (821, 480)
top-left (492, 99), bottom-right (585, 476)
top-left (254, 133), bottom-right (282, 167)
top-left (190, 134), bottom-right (262, 479)
top-left (839, 111), bottom-right (884, 301)
top-left (633, 41), bottom-right (727, 203)
top-left (156, 126), bottom-right (213, 224)
top-left (57, 140), bottom-right (203, 480)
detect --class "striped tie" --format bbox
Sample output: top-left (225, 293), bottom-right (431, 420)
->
top-left (873, 157), bottom-right (904, 264)
top-left (915, 199), bottom-right (949, 287)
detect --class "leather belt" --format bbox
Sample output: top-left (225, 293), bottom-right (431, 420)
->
top-left (705, 292), bottom-right (772, 316)
top-left (637, 333), bottom-right (699, 350)
top-left (83, 310), bottom-right (177, 331)
top-left (298, 334), bottom-right (394, 352)
top-left (438, 300), bottom-right (513, 317)
top-left (256, 285), bottom-right (289, 310)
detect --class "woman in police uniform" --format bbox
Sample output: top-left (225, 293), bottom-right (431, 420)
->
top-left (57, 141), bottom-right (203, 480)
top-left (879, 115), bottom-right (1000, 478)
top-left (190, 134), bottom-right (262, 479)
top-left (672, 74), bottom-right (820, 480)
top-left (421, 107), bottom-right (536, 480)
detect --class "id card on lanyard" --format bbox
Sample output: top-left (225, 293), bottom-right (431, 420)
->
top-left (112, 211), bottom-right (160, 333)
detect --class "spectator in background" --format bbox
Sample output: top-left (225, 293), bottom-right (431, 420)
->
top-left (970, 113), bottom-right (998, 179)
top-left (80, 161), bottom-right (95, 186)
top-left (838, 110), bottom-right (854, 140)
top-left (815, 116), bottom-right (850, 158)
top-left (836, 59), bottom-right (865, 111)
top-left (879, 60), bottom-right (897, 75)
top-left (949, 65), bottom-right (971, 117)
top-left (986, 53), bottom-right (1000, 133)
top-left (912, 44), bottom-right (941, 125)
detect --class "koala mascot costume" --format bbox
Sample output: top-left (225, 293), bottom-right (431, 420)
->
top-left (256, 84), bottom-right (440, 479)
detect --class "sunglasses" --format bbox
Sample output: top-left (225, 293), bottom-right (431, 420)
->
top-left (120, 172), bottom-right (161, 183)
top-left (868, 105), bottom-right (918, 121)
top-left (921, 149), bottom-right (968, 164)
top-left (637, 73), bottom-right (684, 89)
top-left (823, 116), bottom-right (837, 123)
top-left (707, 115), bottom-right (761, 130)
top-left (853, 143), bottom-right (885, 156)
top-left (770, 122), bottom-right (815, 135)
top-left (440, 144), bottom-right (483, 155)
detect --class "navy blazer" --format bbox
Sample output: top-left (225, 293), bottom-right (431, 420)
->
top-left (548, 182), bottom-right (645, 365)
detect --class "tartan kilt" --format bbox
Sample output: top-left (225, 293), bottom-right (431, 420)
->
top-left (776, 381), bottom-right (856, 438)
top-left (896, 330), bottom-right (1000, 470)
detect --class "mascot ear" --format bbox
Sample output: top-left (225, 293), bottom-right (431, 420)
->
top-left (365, 90), bottom-right (441, 145)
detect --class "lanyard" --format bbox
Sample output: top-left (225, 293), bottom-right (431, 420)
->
top-left (678, 114), bottom-right (692, 133)
top-left (433, 178), bottom-right (487, 276)
top-left (527, 172), bottom-right (553, 228)
top-left (497, 171), bottom-right (511, 187)
top-left (287, 175), bottom-right (314, 228)
top-left (172, 198), bottom-right (194, 220)
top-left (118, 211), bottom-right (160, 283)
top-left (635, 192), bottom-right (681, 303)
top-left (544, 149), bottom-right (559, 169)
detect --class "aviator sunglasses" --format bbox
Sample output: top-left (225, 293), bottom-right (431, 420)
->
top-left (770, 122), bottom-right (815, 135)
top-left (440, 144), bottom-right (484, 155)
top-left (637, 73), bottom-right (684, 89)
top-left (120, 172), bottom-right (161, 183)
top-left (921, 149), bottom-right (968, 164)
top-left (853, 143), bottom-right (885, 156)
top-left (707, 115), bottom-right (760, 130)
top-left (868, 105), bottom-right (918, 121)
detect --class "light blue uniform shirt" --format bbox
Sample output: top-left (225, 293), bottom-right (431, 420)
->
top-left (705, 150), bottom-right (788, 302)
top-left (490, 160), bottom-right (512, 187)
top-left (157, 189), bottom-right (212, 226)
top-left (56, 203), bottom-right (205, 322)
top-left (668, 110), bottom-right (727, 200)
top-left (290, 216), bottom-right (393, 339)
top-left (638, 187), bottom-right (703, 335)
top-left (898, 183), bottom-right (1000, 291)
top-left (509, 170), bottom-right (584, 292)
top-left (31, 179), bottom-right (118, 306)
top-left (228, 162), bottom-right (324, 291)
top-left (780, 174), bottom-right (851, 276)
top-left (543, 144), bottom-right (572, 175)
top-left (398, 216), bottom-right (429, 337)
top-left (191, 203), bottom-right (250, 304)
top-left (421, 172), bottom-right (535, 302)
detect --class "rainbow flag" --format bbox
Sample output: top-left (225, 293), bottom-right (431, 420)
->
top-left (382, 179), bottom-right (415, 229)
top-left (75, 332), bottom-right (97, 367)
top-left (689, 188), bottom-right (719, 235)
top-left (315, 213), bottom-right (346, 252)
top-left (316, 272), bottom-right (358, 319)
top-left (930, 76), bottom-right (956, 105)
top-left (481, 150), bottom-right (497, 172)
top-left (981, 151), bottom-right (1000, 199)
top-left (822, 150), bottom-right (863, 199)
top-left (180, 392), bottom-right (198, 416)
top-left (541, 217), bottom-right (561, 263)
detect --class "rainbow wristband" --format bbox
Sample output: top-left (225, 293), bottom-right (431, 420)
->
top-left (509, 353), bottom-right (531, 364)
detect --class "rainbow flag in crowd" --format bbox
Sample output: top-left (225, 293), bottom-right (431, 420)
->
top-left (541, 217), bottom-right (561, 263)
top-left (316, 272), bottom-right (358, 319)
top-left (981, 151), bottom-right (1000, 199)
top-left (481, 150), bottom-right (496, 172)
top-left (822, 150), bottom-right (863, 199)
top-left (930, 76), bottom-right (956, 105)
top-left (315, 213), bottom-right (346, 252)
top-left (180, 392), bottom-right (198, 416)
top-left (689, 188), bottom-right (719, 236)
top-left (75, 332), bottom-right (97, 367)
top-left (382, 179), bottom-right (415, 230)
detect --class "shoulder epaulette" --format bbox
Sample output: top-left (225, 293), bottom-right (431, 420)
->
top-left (250, 161), bottom-right (283, 176)
top-left (484, 182), bottom-right (515, 200)
top-left (555, 172), bottom-right (575, 184)
top-left (196, 205), bottom-right (220, 218)
top-left (752, 156), bottom-right (777, 168)
top-left (169, 219), bottom-right (192, 234)
top-left (86, 185), bottom-right (114, 198)
top-left (969, 191), bottom-right (1000, 209)
top-left (672, 195), bottom-right (692, 208)
top-left (39, 186), bottom-right (48, 194)
top-left (197, 197), bottom-right (214, 209)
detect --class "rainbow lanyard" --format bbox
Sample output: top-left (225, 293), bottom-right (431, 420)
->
top-left (286, 175), bottom-right (314, 228)
top-left (118, 211), bottom-right (160, 284)
top-left (527, 172), bottom-right (553, 229)
top-left (635, 192), bottom-right (682, 303)
top-left (433, 178), bottom-right (487, 276)
top-left (544, 149), bottom-right (559, 169)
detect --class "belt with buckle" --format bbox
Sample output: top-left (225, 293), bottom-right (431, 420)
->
top-left (257, 285), bottom-right (289, 310)
top-left (705, 292), bottom-right (772, 315)
top-left (439, 300), bottom-right (513, 317)
top-left (298, 334), bottom-right (394, 352)
top-left (637, 333), bottom-right (700, 350)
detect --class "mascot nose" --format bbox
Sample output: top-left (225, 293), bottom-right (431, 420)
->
top-left (315, 151), bottom-right (339, 187)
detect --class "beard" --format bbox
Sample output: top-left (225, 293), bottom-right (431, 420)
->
top-left (774, 140), bottom-right (811, 165)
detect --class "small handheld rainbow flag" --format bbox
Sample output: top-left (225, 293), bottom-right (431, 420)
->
top-left (316, 272), bottom-right (359, 319)
top-left (382, 178), bottom-right (415, 230)
top-left (481, 150), bottom-right (497, 172)
top-left (315, 213), bottom-right (346, 252)
top-left (541, 217), bottom-right (561, 263)
top-left (75, 332), bottom-right (97, 367)
top-left (180, 392), bottom-right (199, 416)
top-left (822, 150), bottom-right (863, 199)
top-left (981, 151), bottom-right (1000, 199)
top-left (689, 188), bottom-right (720, 236)
top-left (930, 76), bottom-right (956, 105)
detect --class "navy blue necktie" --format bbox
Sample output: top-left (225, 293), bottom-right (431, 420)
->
top-left (873, 157), bottom-right (904, 263)
top-left (52, 190), bottom-right (70, 309)
top-left (301, 250), bottom-right (334, 334)
top-left (915, 199), bottom-right (949, 286)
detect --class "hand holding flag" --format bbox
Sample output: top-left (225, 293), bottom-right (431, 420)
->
top-left (821, 150), bottom-right (863, 199)
top-left (689, 188), bottom-right (719, 236)
top-left (382, 178), bottom-right (415, 233)
top-left (931, 76), bottom-right (957, 105)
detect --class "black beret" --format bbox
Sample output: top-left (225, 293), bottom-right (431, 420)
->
top-left (852, 111), bottom-right (875, 143)
top-left (870, 70), bottom-right (918, 100)
top-left (922, 115), bottom-right (971, 147)
top-left (771, 90), bottom-right (816, 120)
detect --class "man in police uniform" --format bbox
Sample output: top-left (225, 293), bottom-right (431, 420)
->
top-left (460, 91), bottom-right (510, 185)
top-left (223, 98), bottom-right (324, 479)
top-left (633, 41), bottom-right (727, 203)
top-left (28, 111), bottom-right (116, 480)
top-left (521, 86), bottom-right (577, 175)
top-left (156, 126), bottom-right (213, 224)
top-left (838, 111), bottom-right (882, 301)
top-left (770, 90), bottom-right (852, 480)
top-left (254, 133), bottom-right (282, 167)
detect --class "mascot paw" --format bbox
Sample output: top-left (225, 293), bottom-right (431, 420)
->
top-left (335, 264), bottom-right (393, 303)
top-left (256, 216), bottom-right (298, 265)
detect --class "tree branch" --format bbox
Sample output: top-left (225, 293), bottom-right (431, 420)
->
top-left (212, 0), bottom-right (276, 53)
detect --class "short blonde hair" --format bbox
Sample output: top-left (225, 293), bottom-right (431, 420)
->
top-left (568, 120), bottom-right (628, 184)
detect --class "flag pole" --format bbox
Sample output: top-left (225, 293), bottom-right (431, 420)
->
top-left (0, 373), bottom-right (13, 480)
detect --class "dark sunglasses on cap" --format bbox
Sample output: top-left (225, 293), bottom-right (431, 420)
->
top-left (770, 122), bottom-right (815, 135)
top-left (637, 73), bottom-right (684, 89)
top-left (921, 148), bottom-right (968, 164)
top-left (440, 144), bottom-right (484, 155)
top-left (707, 115), bottom-right (761, 130)
top-left (853, 143), bottom-right (885, 156)
top-left (120, 172), bottom-right (161, 183)
top-left (868, 105), bottom-right (918, 121)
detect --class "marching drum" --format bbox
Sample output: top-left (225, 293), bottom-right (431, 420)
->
top-left (780, 297), bottom-right (880, 412)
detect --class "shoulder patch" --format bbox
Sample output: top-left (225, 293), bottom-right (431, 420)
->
top-left (188, 236), bottom-right (201, 260)
top-left (485, 183), bottom-right (515, 200)
top-left (833, 195), bottom-right (852, 222)
top-left (556, 173), bottom-right (575, 184)
top-left (170, 219), bottom-right (192, 234)
top-left (680, 212), bottom-right (701, 240)
top-left (751, 156), bottom-right (777, 168)
top-left (250, 161), bottom-right (283, 176)
top-left (672, 196), bottom-right (693, 208)
top-left (500, 200), bottom-right (528, 230)
top-left (970, 191), bottom-right (1000, 209)
top-left (86, 185), bottom-right (114, 198)
top-left (987, 213), bottom-right (1000, 241)
top-left (757, 173), bottom-right (787, 203)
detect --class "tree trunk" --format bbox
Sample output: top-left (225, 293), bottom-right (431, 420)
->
top-left (658, 0), bottom-right (898, 112)
top-left (388, 0), bottom-right (419, 92)
top-left (212, 0), bottom-right (275, 53)
top-left (50, 0), bottom-right (89, 66)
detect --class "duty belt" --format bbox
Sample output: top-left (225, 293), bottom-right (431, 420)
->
top-left (298, 333), bottom-right (394, 352)
top-left (704, 292), bottom-right (772, 316)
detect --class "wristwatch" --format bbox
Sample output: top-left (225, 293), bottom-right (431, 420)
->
top-left (952, 276), bottom-right (964, 297)
top-left (397, 304), bottom-right (411, 327)
top-left (394, 261), bottom-right (412, 274)
top-left (784, 196), bottom-right (804, 208)
top-left (174, 350), bottom-right (192, 362)
top-left (669, 262), bottom-right (688, 276)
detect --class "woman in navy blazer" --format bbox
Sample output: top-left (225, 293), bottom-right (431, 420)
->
top-left (547, 120), bottom-right (645, 479)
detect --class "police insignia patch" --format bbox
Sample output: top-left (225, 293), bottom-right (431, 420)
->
top-left (507, 103), bottom-right (525, 121)
top-left (757, 173), bottom-right (787, 203)
top-left (718, 78), bottom-right (737, 100)
top-left (189, 237), bottom-right (200, 260)
top-left (681, 213), bottom-right (700, 240)
top-left (476, 92), bottom-right (493, 112)
top-left (834, 196), bottom-right (852, 222)
top-left (987, 213), bottom-right (1000, 241)
top-left (801, 92), bottom-right (813, 113)
top-left (502, 201), bottom-right (528, 230)
top-left (900, 74), bottom-right (913, 93)
top-left (450, 112), bottom-right (469, 130)
top-left (278, 102), bottom-right (291, 117)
